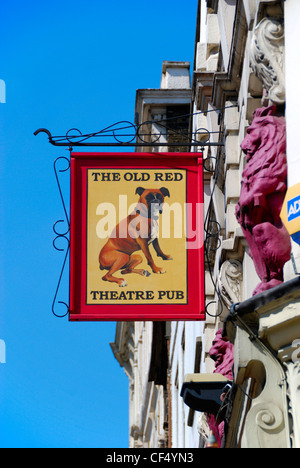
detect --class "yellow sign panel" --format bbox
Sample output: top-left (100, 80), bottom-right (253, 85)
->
top-left (280, 182), bottom-right (300, 243)
top-left (86, 168), bottom-right (188, 305)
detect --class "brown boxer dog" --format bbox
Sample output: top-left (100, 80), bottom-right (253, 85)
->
top-left (99, 187), bottom-right (172, 287)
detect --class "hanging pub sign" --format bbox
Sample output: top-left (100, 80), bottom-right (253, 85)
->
top-left (70, 152), bottom-right (205, 321)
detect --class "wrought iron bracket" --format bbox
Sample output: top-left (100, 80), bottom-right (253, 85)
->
top-left (52, 156), bottom-right (70, 318)
top-left (34, 124), bottom-right (224, 149)
top-left (36, 115), bottom-right (227, 318)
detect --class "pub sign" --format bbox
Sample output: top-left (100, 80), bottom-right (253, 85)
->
top-left (70, 152), bottom-right (205, 321)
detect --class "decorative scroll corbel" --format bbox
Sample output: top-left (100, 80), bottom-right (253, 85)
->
top-left (250, 17), bottom-right (285, 105)
top-left (218, 260), bottom-right (243, 310)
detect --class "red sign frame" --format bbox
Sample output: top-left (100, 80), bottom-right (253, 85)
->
top-left (70, 152), bottom-right (205, 321)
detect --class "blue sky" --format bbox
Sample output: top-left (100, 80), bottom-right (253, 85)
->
top-left (0, 0), bottom-right (197, 448)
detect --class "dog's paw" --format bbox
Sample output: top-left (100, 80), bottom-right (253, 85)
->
top-left (153, 268), bottom-right (166, 274)
top-left (119, 280), bottom-right (128, 288)
top-left (163, 255), bottom-right (173, 261)
top-left (143, 270), bottom-right (151, 277)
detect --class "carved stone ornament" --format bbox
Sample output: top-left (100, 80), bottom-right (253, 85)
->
top-left (235, 327), bottom-right (290, 448)
top-left (250, 17), bottom-right (285, 105)
top-left (246, 403), bottom-right (284, 442)
top-left (218, 260), bottom-right (243, 309)
top-left (236, 106), bottom-right (291, 296)
top-left (285, 361), bottom-right (300, 448)
top-left (206, 330), bottom-right (234, 447)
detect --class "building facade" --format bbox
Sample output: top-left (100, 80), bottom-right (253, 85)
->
top-left (111, 0), bottom-right (300, 448)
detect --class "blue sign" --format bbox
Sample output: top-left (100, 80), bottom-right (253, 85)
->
top-left (287, 195), bottom-right (300, 222)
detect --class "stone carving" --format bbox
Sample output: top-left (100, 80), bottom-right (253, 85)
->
top-left (245, 402), bottom-right (285, 447)
top-left (235, 326), bottom-right (290, 448)
top-left (218, 260), bottom-right (243, 309)
top-left (250, 17), bottom-right (285, 105)
top-left (236, 105), bottom-right (291, 296)
top-left (285, 361), bottom-right (300, 448)
top-left (209, 329), bottom-right (234, 380)
top-left (206, 329), bottom-right (234, 447)
top-left (197, 413), bottom-right (210, 446)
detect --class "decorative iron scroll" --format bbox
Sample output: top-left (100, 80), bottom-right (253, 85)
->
top-left (34, 122), bottom-right (224, 148)
top-left (52, 156), bottom-right (70, 318)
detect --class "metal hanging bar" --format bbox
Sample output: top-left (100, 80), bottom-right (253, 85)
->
top-left (34, 127), bottom-right (224, 148)
top-left (34, 105), bottom-right (237, 148)
top-left (34, 118), bottom-right (225, 148)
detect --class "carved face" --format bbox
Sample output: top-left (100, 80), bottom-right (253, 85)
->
top-left (209, 329), bottom-right (234, 379)
top-left (241, 105), bottom-right (286, 166)
top-left (135, 187), bottom-right (170, 218)
top-left (241, 126), bottom-right (262, 160)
